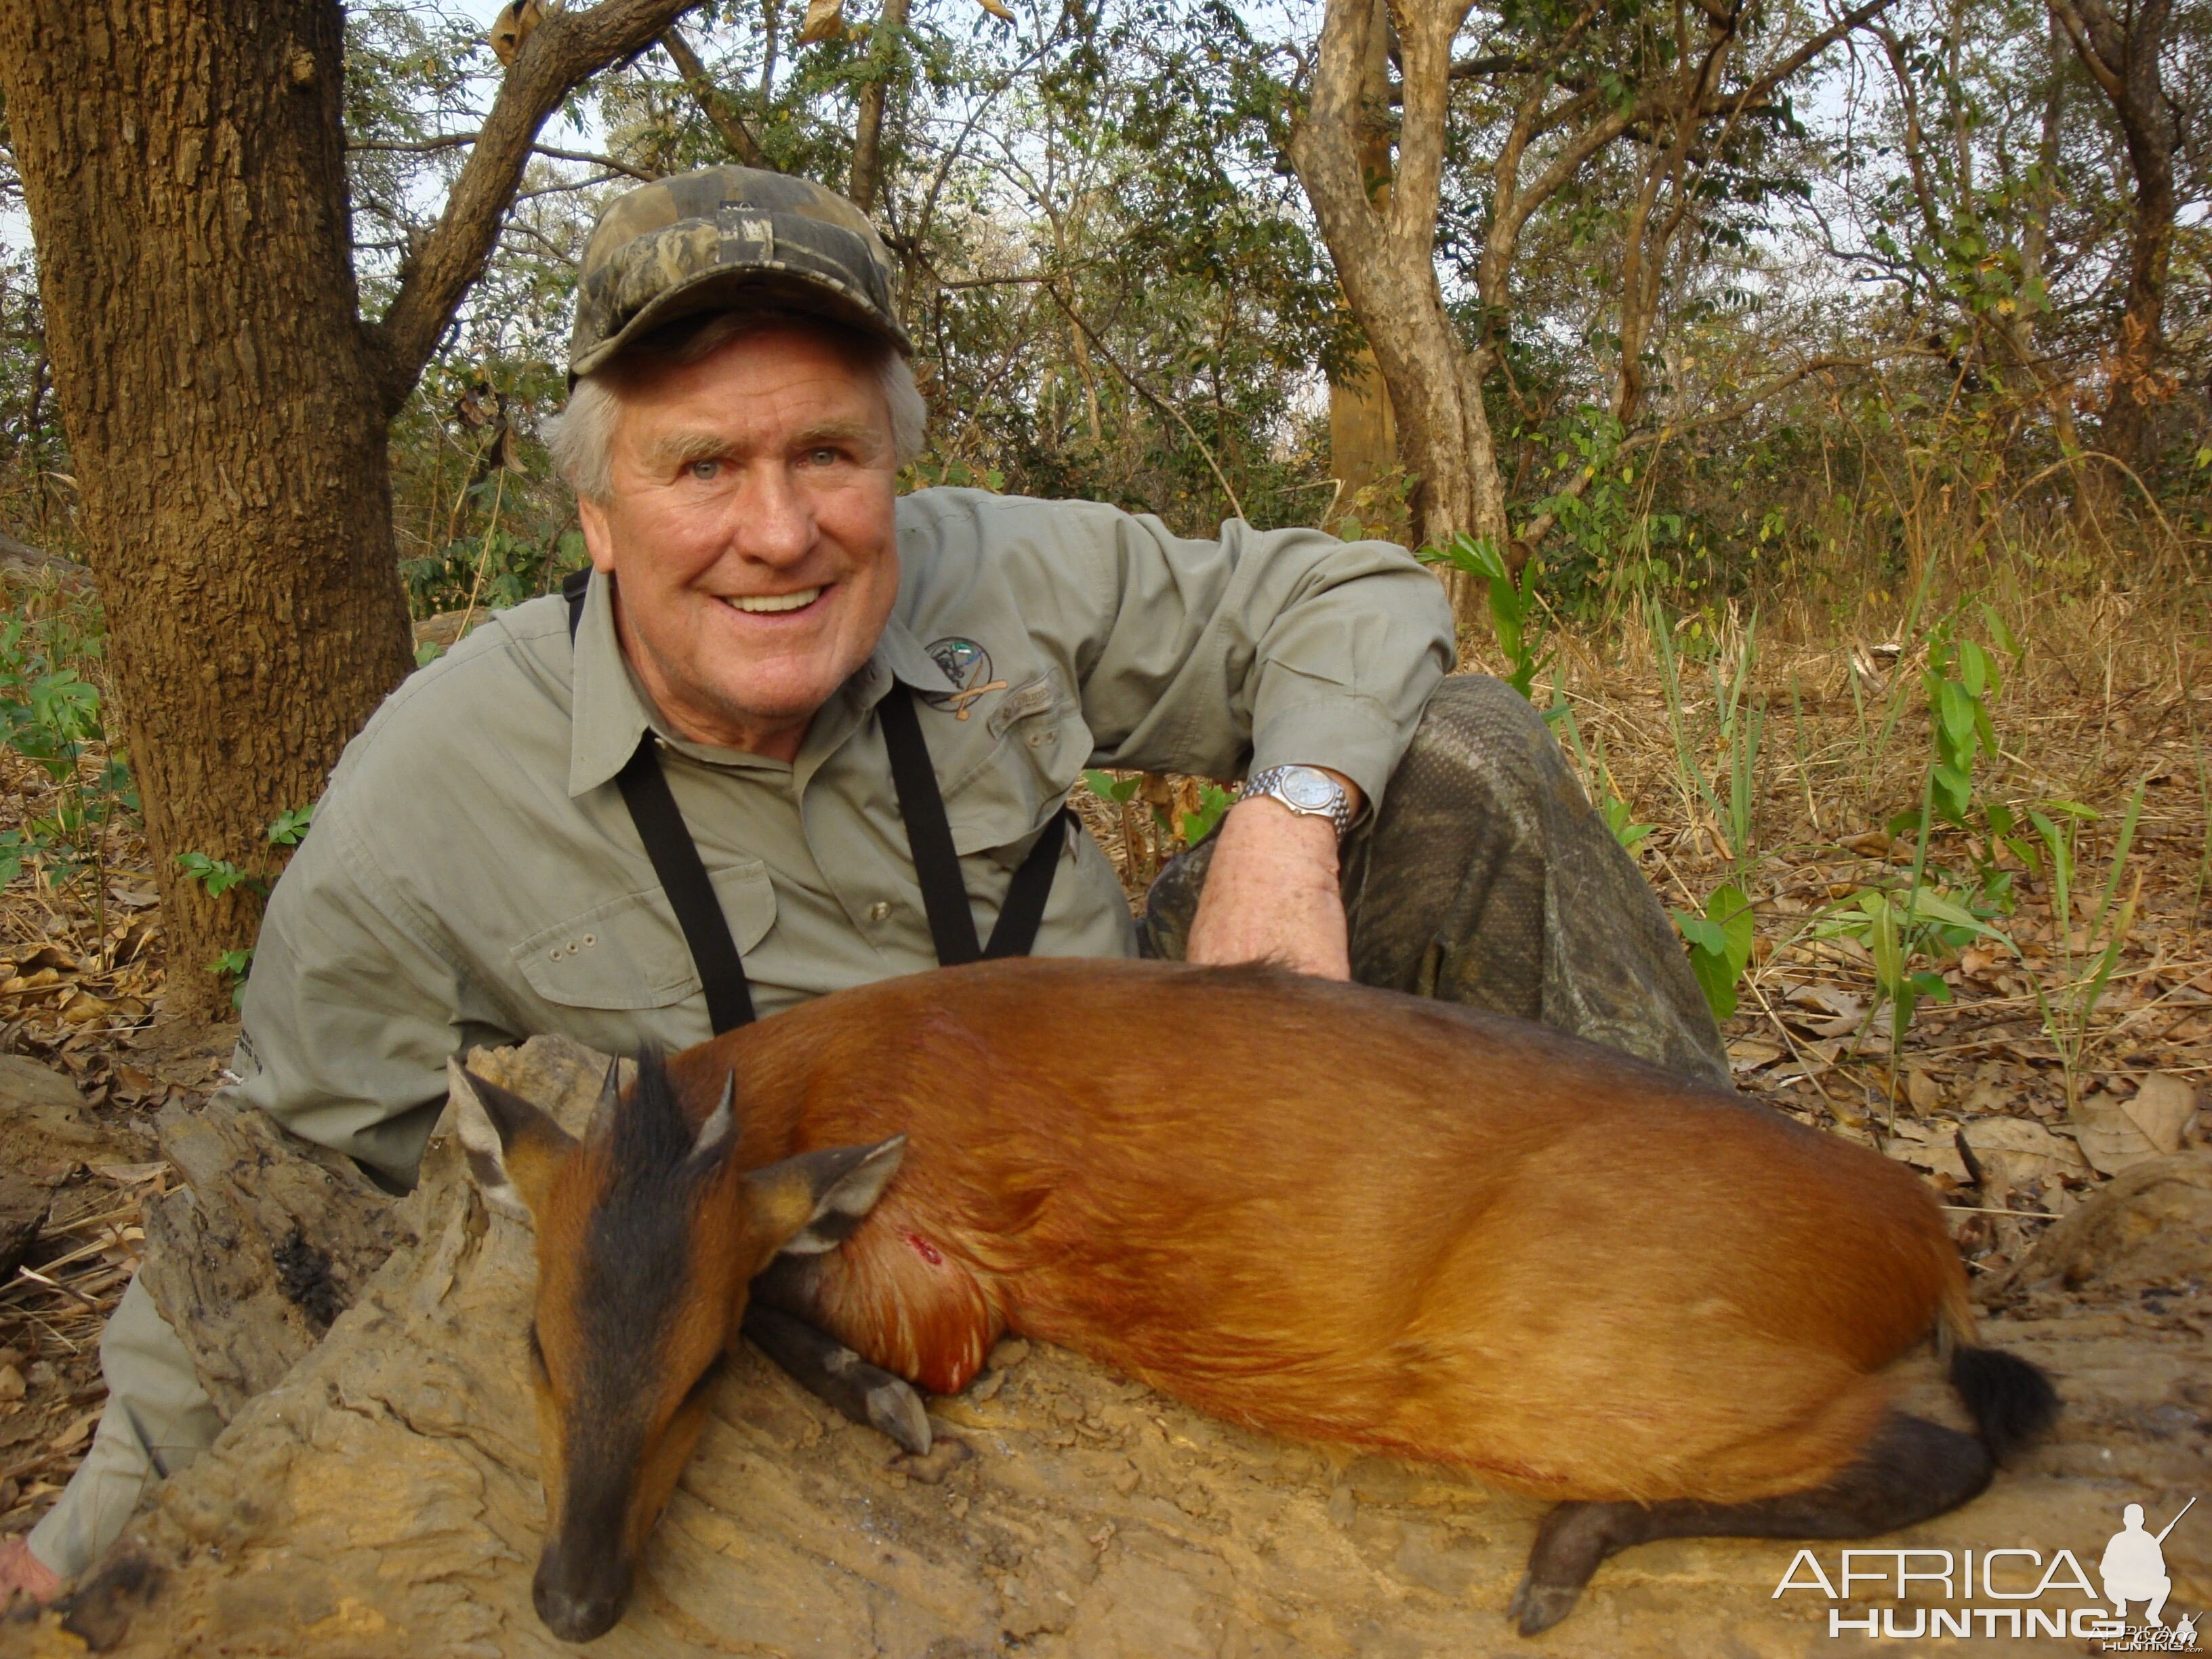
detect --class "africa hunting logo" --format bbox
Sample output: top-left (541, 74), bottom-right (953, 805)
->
top-left (1771, 1496), bottom-right (2197, 1647)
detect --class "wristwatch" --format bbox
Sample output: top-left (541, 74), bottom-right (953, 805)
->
top-left (1242, 764), bottom-right (1357, 838)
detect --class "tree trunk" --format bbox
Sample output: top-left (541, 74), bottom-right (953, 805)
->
top-left (0, 0), bottom-right (704, 1019)
top-left (1294, 0), bottom-right (1493, 624)
top-left (2051, 0), bottom-right (2176, 479)
top-left (847, 0), bottom-right (912, 214)
top-left (0, 0), bottom-right (415, 1020)
top-left (1324, 0), bottom-right (1404, 540)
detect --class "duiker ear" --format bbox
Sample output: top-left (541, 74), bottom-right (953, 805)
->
top-left (744, 1135), bottom-right (907, 1257)
top-left (582, 1055), bottom-right (620, 1144)
top-left (447, 1058), bottom-right (578, 1225)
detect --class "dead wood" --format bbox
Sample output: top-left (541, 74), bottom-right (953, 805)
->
top-left (136, 1099), bottom-right (409, 1421)
top-left (0, 531), bottom-right (91, 592)
top-left (9, 1035), bottom-right (2198, 1658)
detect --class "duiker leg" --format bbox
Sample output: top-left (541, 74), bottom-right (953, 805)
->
top-left (1507, 1412), bottom-right (1992, 1635)
top-left (740, 1305), bottom-right (930, 1454)
top-left (744, 1258), bottom-right (931, 1453)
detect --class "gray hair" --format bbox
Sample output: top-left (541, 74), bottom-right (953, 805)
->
top-left (545, 310), bottom-right (928, 501)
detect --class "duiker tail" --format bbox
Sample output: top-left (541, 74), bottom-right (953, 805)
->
top-left (1938, 1282), bottom-right (2059, 1460)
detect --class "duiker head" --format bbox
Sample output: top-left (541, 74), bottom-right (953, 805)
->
top-left (449, 1050), bottom-right (903, 1643)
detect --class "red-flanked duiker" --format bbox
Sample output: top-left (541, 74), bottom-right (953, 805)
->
top-left (451, 957), bottom-right (2057, 1642)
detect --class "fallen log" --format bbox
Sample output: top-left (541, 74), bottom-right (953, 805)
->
top-left (0, 529), bottom-right (91, 592)
top-left (32, 1038), bottom-right (2210, 1656)
top-left (138, 1099), bottom-right (410, 1419)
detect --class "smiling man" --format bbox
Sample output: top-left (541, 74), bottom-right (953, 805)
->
top-left (1, 167), bottom-right (1724, 1601)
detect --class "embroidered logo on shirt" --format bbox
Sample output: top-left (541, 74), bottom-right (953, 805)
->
top-left (921, 637), bottom-right (1008, 720)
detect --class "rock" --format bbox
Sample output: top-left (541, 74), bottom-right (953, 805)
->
top-left (1984, 1149), bottom-right (2212, 1298)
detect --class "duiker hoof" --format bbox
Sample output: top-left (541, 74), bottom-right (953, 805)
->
top-left (867, 1375), bottom-right (932, 1454)
top-left (1506, 1572), bottom-right (1585, 1635)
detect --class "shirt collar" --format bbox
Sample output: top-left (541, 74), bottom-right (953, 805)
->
top-left (565, 572), bottom-right (962, 798)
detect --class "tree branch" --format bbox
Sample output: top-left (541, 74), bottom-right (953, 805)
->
top-left (1731, 0), bottom-right (1900, 106)
top-left (659, 24), bottom-right (766, 167)
top-left (369, 0), bottom-right (705, 417)
top-left (1043, 287), bottom-right (1248, 523)
top-left (533, 143), bottom-right (661, 182)
top-left (350, 131), bottom-right (480, 155)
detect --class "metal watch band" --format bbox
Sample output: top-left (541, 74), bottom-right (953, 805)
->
top-left (1242, 764), bottom-right (1355, 838)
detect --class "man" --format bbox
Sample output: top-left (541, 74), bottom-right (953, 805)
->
top-left (1, 166), bottom-right (1722, 1601)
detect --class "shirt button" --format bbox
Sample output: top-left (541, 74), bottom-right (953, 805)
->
top-left (867, 901), bottom-right (893, 922)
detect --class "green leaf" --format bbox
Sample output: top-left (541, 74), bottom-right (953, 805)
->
top-left (1675, 911), bottom-right (1726, 954)
top-left (1933, 762), bottom-right (1972, 820)
top-left (1179, 783), bottom-right (1235, 845)
top-left (1938, 680), bottom-right (1978, 755)
top-left (267, 804), bottom-right (316, 846)
top-left (1083, 769), bottom-right (1140, 805)
top-left (176, 851), bottom-right (260, 899)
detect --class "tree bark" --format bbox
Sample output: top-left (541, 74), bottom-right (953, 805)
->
top-left (2050, 0), bottom-right (2175, 478)
top-left (1324, 0), bottom-right (1404, 538)
top-left (0, 0), bottom-right (414, 1020)
top-left (1294, 0), bottom-right (1494, 625)
top-left (847, 0), bottom-right (912, 214)
top-left (660, 24), bottom-right (768, 168)
top-left (0, 0), bottom-right (704, 1019)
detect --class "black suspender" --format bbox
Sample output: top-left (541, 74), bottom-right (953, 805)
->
top-left (612, 743), bottom-right (758, 1032)
top-left (564, 571), bottom-right (1071, 1031)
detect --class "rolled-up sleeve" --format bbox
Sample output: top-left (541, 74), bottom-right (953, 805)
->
top-left (949, 494), bottom-right (1456, 809)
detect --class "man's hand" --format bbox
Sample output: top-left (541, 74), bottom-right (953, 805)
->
top-left (1183, 773), bottom-right (1361, 979)
top-left (0, 1535), bottom-right (62, 1608)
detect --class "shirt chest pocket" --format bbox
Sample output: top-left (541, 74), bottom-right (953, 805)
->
top-left (511, 863), bottom-right (776, 1010)
top-left (933, 673), bottom-right (1087, 865)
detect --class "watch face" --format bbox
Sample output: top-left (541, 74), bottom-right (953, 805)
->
top-left (1280, 770), bottom-right (1336, 811)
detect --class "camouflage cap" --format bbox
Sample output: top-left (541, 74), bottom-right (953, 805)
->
top-left (569, 165), bottom-right (910, 379)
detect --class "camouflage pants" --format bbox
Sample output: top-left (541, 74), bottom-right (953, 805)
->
top-left (1143, 674), bottom-right (1730, 1088)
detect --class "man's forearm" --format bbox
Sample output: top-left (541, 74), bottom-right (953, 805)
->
top-left (1183, 775), bottom-right (1357, 979)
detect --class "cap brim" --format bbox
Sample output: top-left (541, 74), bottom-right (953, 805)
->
top-left (569, 267), bottom-right (912, 382)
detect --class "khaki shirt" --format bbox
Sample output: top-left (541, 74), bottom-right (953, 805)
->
top-left (234, 488), bottom-right (1454, 1180)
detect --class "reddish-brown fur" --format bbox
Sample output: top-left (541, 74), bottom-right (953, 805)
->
top-left (657, 956), bottom-right (1972, 1507)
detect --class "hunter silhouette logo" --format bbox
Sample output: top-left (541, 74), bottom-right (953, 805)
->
top-left (2100, 1498), bottom-right (2194, 1635)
